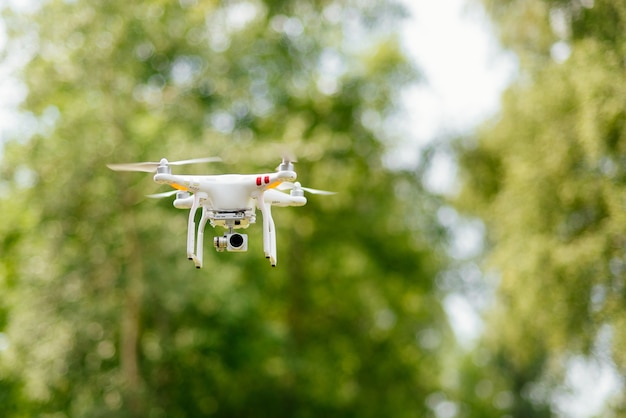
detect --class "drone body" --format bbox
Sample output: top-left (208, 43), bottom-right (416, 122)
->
top-left (108, 157), bottom-right (333, 268)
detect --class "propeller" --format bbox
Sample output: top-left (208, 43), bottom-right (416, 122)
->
top-left (107, 157), bottom-right (221, 173)
top-left (281, 149), bottom-right (297, 164)
top-left (276, 150), bottom-right (297, 172)
top-left (278, 181), bottom-right (336, 195)
top-left (146, 190), bottom-right (179, 199)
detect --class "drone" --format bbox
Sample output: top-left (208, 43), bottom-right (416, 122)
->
top-left (108, 156), bottom-right (334, 268)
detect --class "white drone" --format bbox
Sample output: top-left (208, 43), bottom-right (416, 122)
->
top-left (108, 156), bottom-right (334, 268)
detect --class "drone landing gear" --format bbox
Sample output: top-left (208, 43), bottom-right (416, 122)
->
top-left (185, 192), bottom-right (277, 268)
top-left (257, 191), bottom-right (277, 267)
top-left (186, 193), bottom-right (209, 268)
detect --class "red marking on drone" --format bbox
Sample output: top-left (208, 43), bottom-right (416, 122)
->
top-left (264, 176), bottom-right (270, 184)
top-left (256, 176), bottom-right (262, 186)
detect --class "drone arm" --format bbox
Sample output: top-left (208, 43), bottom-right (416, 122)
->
top-left (264, 189), bottom-right (307, 207)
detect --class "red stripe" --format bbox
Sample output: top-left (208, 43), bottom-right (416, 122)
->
top-left (264, 175), bottom-right (270, 184)
top-left (256, 176), bottom-right (262, 186)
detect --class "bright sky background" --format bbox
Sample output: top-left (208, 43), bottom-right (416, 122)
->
top-left (401, 0), bottom-right (516, 144)
top-left (397, 0), bottom-right (516, 193)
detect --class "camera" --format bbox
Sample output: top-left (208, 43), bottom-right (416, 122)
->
top-left (214, 233), bottom-right (248, 252)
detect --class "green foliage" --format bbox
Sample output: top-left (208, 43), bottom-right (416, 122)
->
top-left (457, 0), bottom-right (626, 414)
top-left (0, 0), bottom-right (450, 416)
top-left (448, 345), bottom-right (552, 417)
top-left (481, 0), bottom-right (626, 69)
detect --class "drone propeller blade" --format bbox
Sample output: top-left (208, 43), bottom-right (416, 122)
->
top-left (107, 162), bottom-right (161, 172)
top-left (107, 156), bottom-right (221, 173)
top-left (301, 186), bottom-right (336, 195)
top-left (146, 190), bottom-right (179, 199)
top-left (281, 149), bottom-right (298, 164)
top-left (276, 150), bottom-right (298, 172)
top-left (276, 182), bottom-right (296, 191)
top-left (278, 182), bottom-right (336, 195)
top-left (169, 157), bottom-right (222, 166)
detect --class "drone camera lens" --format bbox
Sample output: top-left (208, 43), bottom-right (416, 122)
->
top-left (229, 233), bottom-right (244, 248)
top-left (216, 233), bottom-right (247, 252)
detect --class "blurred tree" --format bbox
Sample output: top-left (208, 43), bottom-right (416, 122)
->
top-left (455, 0), bottom-right (626, 415)
top-left (0, 0), bottom-right (451, 416)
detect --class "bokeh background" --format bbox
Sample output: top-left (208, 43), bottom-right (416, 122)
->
top-left (0, 0), bottom-right (625, 417)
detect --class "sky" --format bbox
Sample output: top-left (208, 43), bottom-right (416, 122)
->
top-left (401, 0), bottom-right (515, 144)
top-left (397, 0), bottom-right (516, 193)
